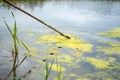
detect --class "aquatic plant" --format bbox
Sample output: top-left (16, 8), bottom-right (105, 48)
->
top-left (99, 27), bottom-right (120, 38)
top-left (48, 63), bottom-right (65, 72)
top-left (5, 11), bottom-right (19, 80)
top-left (4, 11), bottom-right (33, 80)
top-left (57, 54), bottom-right (73, 63)
top-left (76, 77), bottom-right (88, 80)
top-left (86, 57), bottom-right (109, 69)
top-left (97, 41), bottom-right (120, 54)
top-left (97, 27), bottom-right (120, 54)
top-left (35, 34), bottom-right (93, 52)
top-left (44, 58), bottom-right (54, 80)
top-left (44, 52), bottom-right (64, 80)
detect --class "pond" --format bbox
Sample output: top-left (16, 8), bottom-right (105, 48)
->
top-left (0, 0), bottom-right (120, 80)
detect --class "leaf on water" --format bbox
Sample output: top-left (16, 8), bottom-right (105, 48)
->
top-left (36, 34), bottom-right (93, 52)
top-left (49, 64), bottom-right (65, 72)
top-left (86, 57), bottom-right (109, 69)
top-left (99, 27), bottom-right (120, 38)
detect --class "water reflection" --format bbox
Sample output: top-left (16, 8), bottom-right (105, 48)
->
top-left (0, 0), bottom-right (45, 10)
top-left (1, 0), bottom-right (120, 16)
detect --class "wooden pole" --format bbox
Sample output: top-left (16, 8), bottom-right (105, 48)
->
top-left (4, 0), bottom-right (70, 39)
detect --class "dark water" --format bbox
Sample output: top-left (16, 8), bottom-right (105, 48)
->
top-left (0, 0), bottom-right (120, 80)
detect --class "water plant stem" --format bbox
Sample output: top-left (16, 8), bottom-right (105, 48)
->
top-left (3, 0), bottom-right (70, 39)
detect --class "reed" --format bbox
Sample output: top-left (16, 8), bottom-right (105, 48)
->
top-left (5, 11), bottom-right (30, 80)
top-left (56, 53), bottom-right (62, 80)
top-left (44, 53), bottom-right (63, 80)
top-left (44, 58), bottom-right (54, 80)
top-left (5, 11), bottom-right (63, 80)
top-left (5, 11), bottom-right (19, 80)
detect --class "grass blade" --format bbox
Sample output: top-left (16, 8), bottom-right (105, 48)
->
top-left (4, 21), bottom-right (13, 38)
top-left (20, 40), bottom-right (30, 52)
top-left (11, 11), bottom-right (15, 19)
top-left (47, 58), bottom-right (54, 77)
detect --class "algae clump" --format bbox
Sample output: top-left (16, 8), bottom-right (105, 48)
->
top-left (49, 64), bottom-right (65, 72)
top-left (36, 34), bottom-right (93, 52)
top-left (86, 57), bottom-right (109, 69)
top-left (97, 41), bottom-right (120, 54)
top-left (99, 27), bottom-right (120, 38)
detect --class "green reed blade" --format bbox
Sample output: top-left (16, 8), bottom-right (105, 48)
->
top-left (20, 40), bottom-right (30, 52)
top-left (57, 64), bottom-right (62, 80)
top-left (48, 58), bottom-right (54, 77)
top-left (11, 11), bottom-right (15, 19)
top-left (4, 21), bottom-right (14, 38)
top-left (45, 59), bottom-right (49, 80)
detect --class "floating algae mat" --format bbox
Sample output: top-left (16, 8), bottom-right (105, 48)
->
top-left (97, 27), bottom-right (120, 55)
top-left (97, 41), bottom-right (120, 55)
top-left (34, 34), bottom-right (93, 52)
top-left (99, 27), bottom-right (120, 38)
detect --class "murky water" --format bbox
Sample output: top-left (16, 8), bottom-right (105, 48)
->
top-left (0, 0), bottom-right (120, 80)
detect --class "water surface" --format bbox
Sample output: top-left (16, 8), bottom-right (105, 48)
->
top-left (0, 0), bottom-right (120, 80)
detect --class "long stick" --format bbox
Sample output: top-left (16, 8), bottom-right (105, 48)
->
top-left (4, 0), bottom-right (70, 39)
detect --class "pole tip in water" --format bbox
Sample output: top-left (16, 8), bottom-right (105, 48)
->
top-left (66, 36), bottom-right (71, 39)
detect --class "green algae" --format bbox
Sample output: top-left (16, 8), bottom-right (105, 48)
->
top-left (86, 57), bottom-right (109, 69)
top-left (48, 64), bottom-right (66, 72)
top-left (57, 54), bottom-right (74, 63)
top-left (99, 27), bottom-right (120, 38)
top-left (76, 77), bottom-right (88, 80)
top-left (34, 34), bottom-right (93, 52)
top-left (97, 41), bottom-right (120, 55)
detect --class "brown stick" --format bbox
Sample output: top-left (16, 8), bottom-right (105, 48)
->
top-left (4, 0), bottom-right (70, 39)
